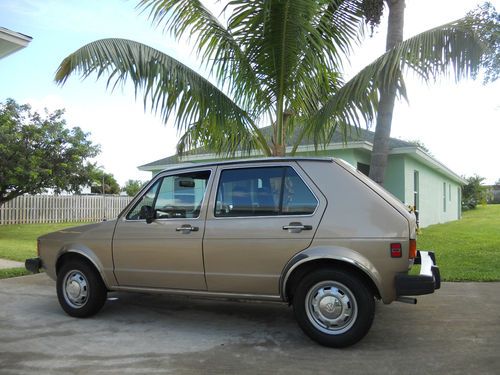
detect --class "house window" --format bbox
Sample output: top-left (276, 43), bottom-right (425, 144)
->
top-left (443, 182), bottom-right (447, 212)
top-left (357, 162), bottom-right (370, 177)
top-left (413, 170), bottom-right (419, 211)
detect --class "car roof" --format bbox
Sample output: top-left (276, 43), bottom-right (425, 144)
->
top-left (157, 157), bottom-right (335, 174)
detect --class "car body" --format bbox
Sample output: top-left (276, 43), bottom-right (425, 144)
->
top-left (26, 157), bottom-right (440, 347)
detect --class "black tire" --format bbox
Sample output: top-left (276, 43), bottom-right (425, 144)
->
top-left (56, 260), bottom-right (107, 318)
top-left (293, 268), bottom-right (375, 348)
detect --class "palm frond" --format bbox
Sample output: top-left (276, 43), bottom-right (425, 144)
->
top-left (287, 0), bottom-right (365, 117)
top-left (309, 16), bottom-right (484, 143)
top-left (378, 18), bottom-right (483, 86)
top-left (137, 0), bottom-right (270, 114)
top-left (227, 0), bottom-right (367, 147)
top-left (313, 0), bottom-right (365, 64)
top-left (55, 38), bottom-right (271, 155)
top-left (228, 1), bottom-right (337, 102)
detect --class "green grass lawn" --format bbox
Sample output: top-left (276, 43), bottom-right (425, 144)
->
top-left (417, 205), bottom-right (500, 281)
top-left (0, 222), bottom-right (89, 279)
top-left (0, 268), bottom-right (30, 279)
top-left (0, 206), bottom-right (499, 281)
top-left (0, 222), bottom-right (88, 262)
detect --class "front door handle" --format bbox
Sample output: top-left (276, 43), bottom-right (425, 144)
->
top-left (176, 224), bottom-right (199, 233)
top-left (282, 222), bottom-right (313, 233)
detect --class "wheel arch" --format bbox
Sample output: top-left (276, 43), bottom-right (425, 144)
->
top-left (281, 249), bottom-right (382, 303)
top-left (56, 249), bottom-right (110, 290)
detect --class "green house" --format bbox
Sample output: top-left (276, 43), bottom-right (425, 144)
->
top-left (138, 127), bottom-right (464, 228)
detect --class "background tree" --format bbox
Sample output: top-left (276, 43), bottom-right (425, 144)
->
top-left (122, 179), bottom-right (145, 196)
top-left (90, 169), bottom-right (120, 195)
top-left (467, 2), bottom-right (500, 84)
top-left (0, 99), bottom-right (100, 206)
top-left (55, 0), bottom-right (486, 160)
top-left (462, 175), bottom-right (492, 209)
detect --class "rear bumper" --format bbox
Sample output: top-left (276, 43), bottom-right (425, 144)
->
top-left (395, 251), bottom-right (441, 296)
top-left (25, 258), bottom-right (42, 274)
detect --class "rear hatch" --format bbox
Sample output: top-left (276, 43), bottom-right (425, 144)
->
top-left (333, 158), bottom-right (417, 239)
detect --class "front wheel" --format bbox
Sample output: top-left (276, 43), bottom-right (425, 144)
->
top-left (293, 269), bottom-right (375, 348)
top-left (57, 260), bottom-right (107, 318)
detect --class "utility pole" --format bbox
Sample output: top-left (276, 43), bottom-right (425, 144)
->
top-left (98, 165), bottom-right (106, 221)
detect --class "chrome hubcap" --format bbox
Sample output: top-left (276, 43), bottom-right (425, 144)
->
top-left (62, 270), bottom-right (89, 308)
top-left (305, 281), bottom-right (357, 335)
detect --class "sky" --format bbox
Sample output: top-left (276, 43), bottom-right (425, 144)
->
top-left (0, 0), bottom-right (499, 185)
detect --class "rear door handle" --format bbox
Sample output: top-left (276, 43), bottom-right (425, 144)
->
top-left (176, 224), bottom-right (199, 233)
top-left (282, 222), bottom-right (313, 233)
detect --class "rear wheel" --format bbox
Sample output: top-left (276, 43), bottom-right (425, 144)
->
top-left (57, 260), bottom-right (107, 318)
top-left (293, 268), bottom-right (375, 347)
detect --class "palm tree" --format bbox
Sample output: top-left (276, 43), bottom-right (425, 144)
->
top-left (369, 0), bottom-right (405, 185)
top-left (368, 1), bottom-right (498, 186)
top-left (55, 0), bottom-right (484, 159)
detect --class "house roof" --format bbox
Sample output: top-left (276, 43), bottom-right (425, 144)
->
top-left (138, 125), bottom-right (413, 170)
top-left (0, 27), bottom-right (32, 60)
top-left (137, 125), bottom-right (465, 184)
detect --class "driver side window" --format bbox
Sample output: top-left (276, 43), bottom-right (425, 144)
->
top-left (126, 180), bottom-right (160, 220)
top-left (126, 170), bottom-right (211, 220)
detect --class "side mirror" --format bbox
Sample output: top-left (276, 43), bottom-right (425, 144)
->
top-left (140, 205), bottom-right (156, 224)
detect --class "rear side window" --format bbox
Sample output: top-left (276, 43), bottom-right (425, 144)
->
top-left (215, 166), bottom-right (317, 217)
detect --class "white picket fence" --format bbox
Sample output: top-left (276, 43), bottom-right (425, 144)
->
top-left (0, 195), bottom-right (133, 225)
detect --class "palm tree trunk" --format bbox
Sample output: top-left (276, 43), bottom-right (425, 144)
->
top-left (272, 108), bottom-right (291, 157)
top-left (369, 0), bottom-right (405, 185)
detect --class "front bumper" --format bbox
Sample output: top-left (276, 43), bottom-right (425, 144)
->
top-left (395, 251), bottom-right (441, 296)
top-left (25, 257), bottom-right (42, 274)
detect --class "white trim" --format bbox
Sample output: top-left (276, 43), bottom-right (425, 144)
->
top-left (139, 142), bottom-right (465, 185)
top-left (291, 141), bottom-right (373, 153)
top-left (0, 28), bottom-right (32, 45)
top-left (389, 147), bottom-right (466, 184)
top-left (184, 149), bottom-right (262, 161)
top-left (139, 162), bottom-right (194, 172)
top-left (138, 142), bottom-right (373, 172)
top-left (0, 27), bottom-right (32, 59)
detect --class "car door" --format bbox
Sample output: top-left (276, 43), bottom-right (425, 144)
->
top-left (203, 162), bottom-right (327, 296)
top-left (112, 168), bottom-right (214, 290)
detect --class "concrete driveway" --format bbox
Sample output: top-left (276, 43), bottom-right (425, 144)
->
top-left (0, 274), bottom-right (499, 375)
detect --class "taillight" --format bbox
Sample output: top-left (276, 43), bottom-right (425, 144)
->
top-left (390, 243), bottom-right (402, 258)
top-left (409, 239), bottom-right (417, 259)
